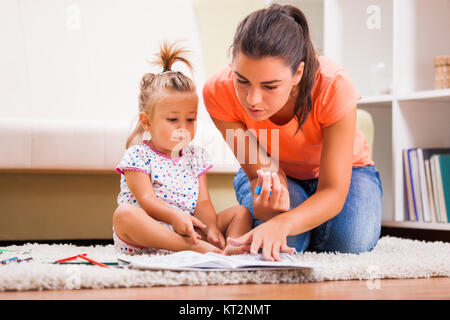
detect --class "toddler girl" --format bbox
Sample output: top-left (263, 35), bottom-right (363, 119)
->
top-left (112, 41), bottom-right (252, 255)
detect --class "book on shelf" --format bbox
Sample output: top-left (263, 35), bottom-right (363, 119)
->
top-left (406, 149), bottom-right (423, 221)
top-left (424, 159), bottom-right (438, 223)
top-left (403, 149), bottom-right (417, 221)
top-left (431, 156), bottom-right (444, 222)
top-left (417, 149), bottom-right (432, 222)
top-left (432, 154), bottom-right (450, 223)
top-left (118, 250), bottom-right (317, 271)
top-left (403, 148), bottom-right (450, 223)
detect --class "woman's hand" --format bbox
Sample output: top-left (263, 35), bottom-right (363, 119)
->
top-left (227, 216), bottom-right (296, 261)
top-left (252, 170), bottom-right (290, 220)
top-left (171, 214), bottom-right (207, 245)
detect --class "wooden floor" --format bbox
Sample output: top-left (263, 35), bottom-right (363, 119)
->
top-left (1, 277), bottom-right (449, 300)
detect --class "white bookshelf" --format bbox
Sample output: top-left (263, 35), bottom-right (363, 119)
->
top-left (382, 220), bottom-right (450, 231)
top-left (359, 94), bottom-right (393, 105)
top-left (318, 0), bottom-right (450, 231)
top-left (398, 89), bottom-right (450, 103)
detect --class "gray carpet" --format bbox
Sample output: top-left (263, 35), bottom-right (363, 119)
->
top-left (0, 236), bottom-right (449, 291)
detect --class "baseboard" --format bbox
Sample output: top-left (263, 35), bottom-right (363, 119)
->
top-left (0, 239), bottom-right (114, 246)
top-left (2, 228), bottom-right (448, 247)
top-left (380, 226), bottom-right (450, 242)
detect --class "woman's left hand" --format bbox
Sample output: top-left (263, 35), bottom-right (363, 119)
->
top-left (227, 217), bottom-right (296, 261)
top-left (252, 170), bottom-right (290, 220)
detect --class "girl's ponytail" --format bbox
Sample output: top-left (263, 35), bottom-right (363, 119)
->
top-left (154, 41), bottom-right (193, 73)
top-left (126, 120), bottom-right (145, 149)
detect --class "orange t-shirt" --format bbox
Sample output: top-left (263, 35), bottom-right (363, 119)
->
top-left (202, 56), bottom-right (374, 180)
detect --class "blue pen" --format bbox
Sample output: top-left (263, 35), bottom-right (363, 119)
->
top-left (254, 186), bottom-right (272, 195)
top-left (1, 256), bottom-right (18, 264)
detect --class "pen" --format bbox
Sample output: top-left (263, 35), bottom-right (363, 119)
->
top-left (1, 257), bottom-right (18, 264)
top-left (52, 262), bottom-right (118, 266)
top-left (0, 249), bottom-right (31, 253)
top-left (254, 186), bottom-right (271, 195)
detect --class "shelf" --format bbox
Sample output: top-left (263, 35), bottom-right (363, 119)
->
top-left (358, 94), bottom-right (393, 106)
top-left (398, 89), bottom-right (450, 103)
top-left (359, 90), bottom-right (450, 105)
top-left (382, 220), bottom-right (450, 231)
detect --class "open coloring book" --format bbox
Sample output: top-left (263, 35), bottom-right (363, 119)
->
top-left (118, 251), bottom-right (317, 271)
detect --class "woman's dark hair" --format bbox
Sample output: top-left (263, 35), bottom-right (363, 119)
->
top-left (232, 4), bottom-right (319, 133)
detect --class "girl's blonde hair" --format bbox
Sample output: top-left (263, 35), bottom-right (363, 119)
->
top-left (126, 41), bottom-right (197, 148)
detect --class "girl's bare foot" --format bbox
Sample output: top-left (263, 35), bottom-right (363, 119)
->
top-left (222, 244), bottom-right (251, 256)
top-left (191, 239), bottom-right (222, 254)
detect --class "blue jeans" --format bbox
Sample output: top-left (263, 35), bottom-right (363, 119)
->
top-left (233, 166), bottom-right (383, 254)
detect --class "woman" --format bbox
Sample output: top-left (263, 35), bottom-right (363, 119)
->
top-left (202, 4), bottom-right (382, 261)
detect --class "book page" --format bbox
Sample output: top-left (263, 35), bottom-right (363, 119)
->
top-left (119, 251), bottom-right (316, 271)
top-left (205, 252), bottom-right (307, 269)
top-left (119, 251), bottom-right (235, 270)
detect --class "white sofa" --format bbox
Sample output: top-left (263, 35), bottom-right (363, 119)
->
top-left (0, 0), bottom-right (241, 173)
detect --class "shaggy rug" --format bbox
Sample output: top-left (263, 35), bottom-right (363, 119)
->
top-left (0, 236), bottom-right (449, 291)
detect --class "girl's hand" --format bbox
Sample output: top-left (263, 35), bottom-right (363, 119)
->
top-left (171, 214), bottom-right (207, 245)
top-left (253, 170), bottom-right (290, 219)
top-left (206, 226), bottom-right (226, 250)
top-left (226, 217), bottom-right (296, 261)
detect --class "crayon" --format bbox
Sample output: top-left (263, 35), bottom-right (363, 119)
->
top-left (52, 262), bottom-right (118, 266)
top-left (77, 254), bottom-right (109, 268)
top-left (55, 253), bottom-right (87, 263)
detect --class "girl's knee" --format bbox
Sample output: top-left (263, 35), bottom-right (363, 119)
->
top-left (236, 205), bottom-right (251, 217)
top-left (113, 204), bottom-right (138, 227)
top-left (235, 205), bottom-right (253, 225)
top-left (228, 205), bottom-right (252, 226)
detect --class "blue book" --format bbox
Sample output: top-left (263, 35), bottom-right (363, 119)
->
top-left (418, 148), bottom-right (450, 222)
top-left (407, 149), bottom-right (420, 222)
top-left (403, 149), bottom-right (416, 221)
top-left (437, 154), bottom-right (450, 223)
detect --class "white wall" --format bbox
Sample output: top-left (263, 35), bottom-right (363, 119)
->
top-left (324, 0), bottom-right (393, 96)
top-left (0, 0), bottom-right (244, 171)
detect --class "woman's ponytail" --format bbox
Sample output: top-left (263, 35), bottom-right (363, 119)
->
top-left (283, 5), bottom-right (319, 132)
